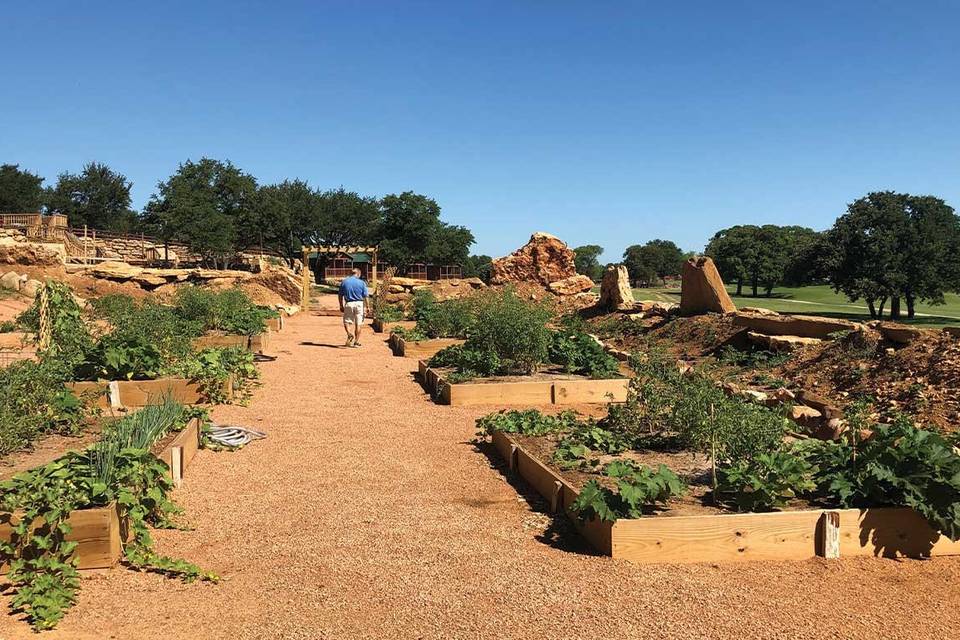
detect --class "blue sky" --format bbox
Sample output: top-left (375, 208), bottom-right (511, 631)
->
top-left (2, 1), bottom-right (959, 261)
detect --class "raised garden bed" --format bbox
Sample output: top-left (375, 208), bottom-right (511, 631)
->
top-left (192, 334), bottom-right (250, 350)
top-left (152, 417), bottom-right (202, 484)
top-left (0, 502), bottom-right (122, 573)
top-left (418, 361), bottom-right (629, 406)
top-left (491, 430), bottom-right (960, 563)
top-left (389, 334), bottom-right (464, 359)
top-left (267, 316), bottom-right (284, 332)
top-left (68, 376), bottom-right (233, 409)
top-left (373, 318), bottom-right (416, 334)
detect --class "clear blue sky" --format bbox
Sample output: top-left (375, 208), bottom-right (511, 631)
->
top-left (3, 1), bottom-right (959, 261)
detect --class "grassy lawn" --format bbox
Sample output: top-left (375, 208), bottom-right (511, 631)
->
top-left (628, 284), bottom-right (960, 328)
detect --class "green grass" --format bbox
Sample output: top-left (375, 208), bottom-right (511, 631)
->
top-left (628, 284), bottom-right (960, 328)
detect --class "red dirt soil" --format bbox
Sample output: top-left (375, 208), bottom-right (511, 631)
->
top-left (2, 296), bottom-right (958, 639)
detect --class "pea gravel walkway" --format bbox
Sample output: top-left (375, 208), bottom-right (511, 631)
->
top-left (4, 303), bottom-right (959, 639)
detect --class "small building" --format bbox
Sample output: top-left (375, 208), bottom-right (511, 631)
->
top-left (317, 251), bottom-right (375, 281)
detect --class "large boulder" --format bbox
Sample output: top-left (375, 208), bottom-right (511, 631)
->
top-left (733, 312), bottom-right (861, 340)
top-left (0, 271), bottom-right (21, 291)
top-left (21, 279), bottom-right (42, 299)
top-left (547, 274), bottom-right (594, 296)
top-left (491, 232), bottom-right (578, 287)
top-left (679, 257), bottom-right (737, 315)
top-left (598, 265), bottom-right (634, 310)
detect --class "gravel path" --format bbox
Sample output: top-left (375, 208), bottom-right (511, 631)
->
top-left (3, 303), bottom-right (959, 639)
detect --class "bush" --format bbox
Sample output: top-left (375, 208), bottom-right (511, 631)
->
top-left (475, 409), bottom-right (581, 437)
top-left (173, 287), bottom-right (276, 336)
top-left (548, 330), bottom-right (620, 379)
top-left (92, 295), bottom-right (200, 361)
top-left (0, 360), bottom-right (88, 456)
top-left (429, 288), bottom-right (554, 376)
top-left (412, 289), bottom-right (476, 339)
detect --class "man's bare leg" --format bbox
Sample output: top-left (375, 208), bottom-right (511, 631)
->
top-left (344, 320), bottom-right (354, 346)
top-left (353, 324), bottom-right (362, 346)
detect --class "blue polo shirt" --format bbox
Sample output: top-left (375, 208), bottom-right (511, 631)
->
top-left (339, 276), bottom-right (368, 302)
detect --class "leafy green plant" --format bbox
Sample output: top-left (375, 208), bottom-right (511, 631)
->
top-left (475, 409), bottom-right (581, 437)
top-left (164, 346), bottom-right (258, 404)
top-left (0, 320), bottom-right (16, 333)
top-left (19, 281), bottom-right (93, 369)
top-left (0, 360), bottom-right (89, 456)
top-left (74, 335), bottom-right (164, 381)
top-left (716, 451), bottom-right (816, 511)
top-left (428, 288), bottom-right (554, 377)
top-left (798, 416), bottom-right (960, 540)
top-left (173, 287), bottom-right (277, 336)
top-left (571, 460), bottom-right (685, 521)
top-left (548, 330), bottom-right (620, 379)
top-left (376, 304), bottom-right (405, 323)
top-left (0, 399), bottom-right (214, 630)
top-left (716, 345), bottom-right (791, 369)
top-left (412, 289), bottom-right (476, 339)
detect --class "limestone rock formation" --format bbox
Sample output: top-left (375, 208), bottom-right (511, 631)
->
top-left (733, 312), bottom-right (861, 340)
top-left (679, 257), bottom-right (737, 316)
top-left (0, 271), bottom-right (21, 291)
top-left (547, 274), bottom-right (594, 296)
top-left (598, 265), bottom-right (634, 310)
top-left (21, 279), bottom-right (42, 299)
top-left (491, 232), bottom-right (578, 287)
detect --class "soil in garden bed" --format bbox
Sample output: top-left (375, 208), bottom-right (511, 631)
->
top-left (0, 422), bottom-right (105, 481)
top-left (508, 432), bottom-right (820, 518)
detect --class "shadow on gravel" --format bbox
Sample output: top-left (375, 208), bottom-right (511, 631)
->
top-left (471, 440), bottom-right (599, 557)
top-left (299, 341), bottom-right (345, 348)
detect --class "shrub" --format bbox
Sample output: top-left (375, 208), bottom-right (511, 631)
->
top-left (376, 304), bottom-right (405, 322)
top-left (0, 360), bottom-right (88, 456)
top-left (429, 288), bottom-right (553, 376)
top-left (548, 330), bottom-right (620, 379)
top-left (412, 289), bottom-right (476, 339)
top-left (18, 281), bottom-right (93, 369)
top-left (173, 287), bottom-right (276, 336)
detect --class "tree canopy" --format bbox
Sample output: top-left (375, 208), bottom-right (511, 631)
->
top-left (142, 158), bottom-right (258, 267)
top-left (825, 191), bottom-right (960, 318)
top-left (45, 162), bottom-right (135, 231)
top-left (462, 254), bottom-right (493, 283)
top-left (377, 191), bottom-right (474, 267)
top-left (572, 244), bottom-right (604, 281)
top-left (705, 224), bottom-right (818, 296)
top-left (0, 164), bottom-right (45, 213)
top-left (622, 239), bottom-right (685, 286)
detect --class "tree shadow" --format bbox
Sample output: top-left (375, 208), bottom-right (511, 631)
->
top-left (470, 439), bottom-right (599, 556)
top-left (857, 508), bottom-right (939, 559)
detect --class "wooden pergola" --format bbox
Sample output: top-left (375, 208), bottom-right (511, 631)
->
top-left (301, 245), bottom-right (379, 307)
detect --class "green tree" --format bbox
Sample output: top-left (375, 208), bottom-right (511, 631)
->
top-left (142, 158), bottom-right (258, 267)
top-left (45, 162), bottom-right (135, 231)
top-left (623, 240), bottom-right (684, 286)
top-left (253, 179), bottom-right (316, 255)
top-left (462, 254), bottom-right (493, 283)
top-left (705, 225), bottom-right (817, 296)
top-left (573, 245), bottom-right (604, 281)
top-left (0, 164), bottom-right (45, 213)
top-left (378, 192), bottom-right (473, 267)
top-left (314, 187), bottom-right (381, 247)
top-left (826, 191), bottom-right (960, 319)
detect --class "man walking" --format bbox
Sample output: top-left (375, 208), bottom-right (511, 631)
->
top-left (338, 267), bottom-right (369, 347)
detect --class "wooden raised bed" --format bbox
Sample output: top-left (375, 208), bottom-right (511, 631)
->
top-left (192, 334), bottom-right (250, 350)
top-left (0, 503), bottom-right (123, 574)
top-left (153, 417), bottom-right (202, 484)
top-left (389, 334), bottom-right (464, 359)
top-left (491, 431), bottom-right (960, 563)
top-left (418, 361), bottom-right (629, 406)
top-left (372, 318), bottom-right (416, 334)
top-left (267, 316), bottom-right (284, 332)
top-left (68, 377), bottom-right (232, 409)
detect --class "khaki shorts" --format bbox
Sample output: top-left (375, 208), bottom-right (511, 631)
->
top-left (343, 301), bottom-right (365, 325)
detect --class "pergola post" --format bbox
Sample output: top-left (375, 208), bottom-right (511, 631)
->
top-left (371, 247), bottom-right (378, 289)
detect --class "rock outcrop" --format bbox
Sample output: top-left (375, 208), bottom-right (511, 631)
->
top-left (0, 271), bottom-right (22, 291)
top-left (733, 312), bottom-right (861, 340)
top-left (547, 274), bottom-right (594, 296)
top-left (598, 265), bottom-right (634, 310)
top-left (491, 232), bottom-right (578, 287)
top-left (490, 232), bottom-right (596, 297)
top-left (679, 257), bottom-right (737, 315)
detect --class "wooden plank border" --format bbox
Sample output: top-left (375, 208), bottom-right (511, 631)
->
top-left (490, 431), bottom-right (960, 564)
top-left (372, 319), bottom-right (416, 334)
top-left (154, 417), bottom-right (202, 482)
top-left (418, 361), bottom-right (628, 406)
top-left (0, 503), bottom-right (123, 574)
top-left (390, 335), bottom-right (465, 359)
top-left (68, 377), bottom-right (232, 408)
